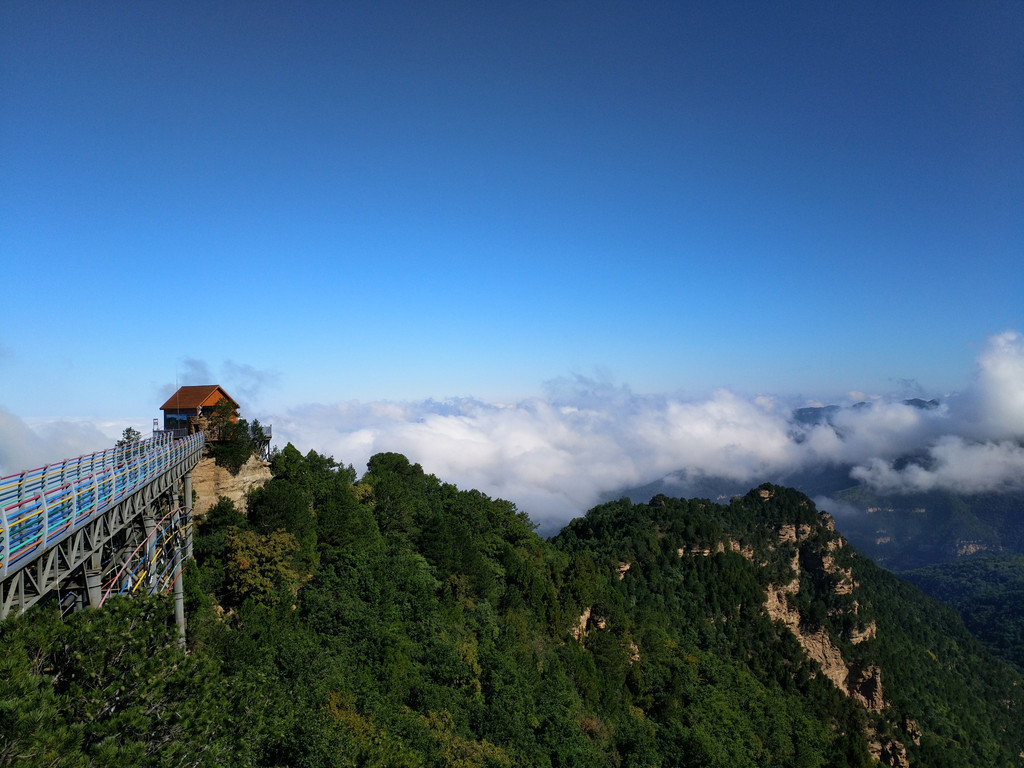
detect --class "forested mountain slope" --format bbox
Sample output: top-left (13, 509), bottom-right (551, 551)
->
top-left (831, 487), bottom-right (1024, 571)
top-left (2, 447), bottom-right (1022, 767)
top-left (902, 553), bottom-right (1024, 673)
top-left (554, 488), bottom-right (1024, 767)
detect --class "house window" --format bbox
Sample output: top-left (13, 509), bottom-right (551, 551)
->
top-left (164, 413), bottom-right (189, 430)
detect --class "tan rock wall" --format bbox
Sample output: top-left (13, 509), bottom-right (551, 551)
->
top-left (762, 535), bottom-right (885, 713)
top-left (764, 586), bottom-right (849, 691)
top-left (850, 620), bottom-right (877, 645)
top-left (573, 607), bottom-right (592, 642)
top-left (190, 454), bottom-right (272, 518)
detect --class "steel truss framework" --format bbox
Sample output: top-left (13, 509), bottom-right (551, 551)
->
top-left (1, 438), bottom-right (203, 620)
top-left (99, 504), bottom-right (193, 606)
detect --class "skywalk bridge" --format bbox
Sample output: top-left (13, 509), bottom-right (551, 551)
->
top-left (0, 432), bottom-right (205, 627)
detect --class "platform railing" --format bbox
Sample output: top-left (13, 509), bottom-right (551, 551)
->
top-left (0, 433), bottom-right (204, 579)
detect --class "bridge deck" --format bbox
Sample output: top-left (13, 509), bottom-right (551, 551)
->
top-left (0, 433), bottom-right (204, 618)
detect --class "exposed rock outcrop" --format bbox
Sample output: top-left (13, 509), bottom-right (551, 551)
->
top-left (679, 542), bottom-right (727, 558)
top-left (572, 607), bottom-right (608, 638)
top-left (191, 454), bottom-right (272, 518)
top-left (777, 522), bottom-right (813, 544)
top-left (764, 582), bottom-right (854, 689)
top-left (868, 727), bottom-right (910, 768)
top-left (729, 539), bottom-right (757, 561)
top-left (822, 552), bottom-right (857, 595)
top-left (753, 495), bottom-right (914, 762)
top-left (850, 619), bottom-right (877, 645)
top-left (849, 664), bottom-right (885, 711)
top-left (956, 541), bottom-right (993, 557)
top-left (572, 607), bottom-right (592, 642)
top-left (762, 523), bottom-right (886, 713)
top-left (627, 640), bottom-right (640, 663)
top-left (764, 582), bottom-right (886, 712)
top-left (903, 717), bottom-right (921, 747)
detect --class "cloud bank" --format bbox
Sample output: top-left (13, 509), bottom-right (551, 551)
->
top-left (0, 409), bottom-right (124, 477)
top-left (847, 330), bottom-right (1024, 495)
top-left (266, 331), bottom-right (1024, 528)
top-left (4, 332), bottom-right (1021, 531)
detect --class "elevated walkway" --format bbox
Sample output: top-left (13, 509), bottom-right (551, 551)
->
top-left (1, 432), bottom-right (204, 620)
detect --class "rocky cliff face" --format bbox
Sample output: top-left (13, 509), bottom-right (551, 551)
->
top-left (761, 509), bottom-right (906, 765)
top-left (190, 454), bottom-right (272, 518)
top-left (677, 492), bottom-right (907, 765)
top-left (762, 521), bottom-right (885, 711)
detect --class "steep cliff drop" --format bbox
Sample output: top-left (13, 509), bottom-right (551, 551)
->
top-left (190, 454), bottom-right (272, 518)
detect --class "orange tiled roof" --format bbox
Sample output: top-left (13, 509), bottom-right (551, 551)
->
top-left (159, 385), bottom-right (238, 411)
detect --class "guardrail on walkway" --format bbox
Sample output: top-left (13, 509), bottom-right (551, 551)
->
top-left (0, 433), bottom-right (204, 580)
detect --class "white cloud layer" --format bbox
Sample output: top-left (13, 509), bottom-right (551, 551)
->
top-left (3, 331), bottom-right (1022, 529)
top-left (263, 331), bottom-right (1024, 527)
top-left (850, 436), bottom-right (1024, 495)
top-left (0, 409), bottom-right (125, 476)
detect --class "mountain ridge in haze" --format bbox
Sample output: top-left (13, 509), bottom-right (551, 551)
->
top-left (605, 397), bottom-right (1024, 571)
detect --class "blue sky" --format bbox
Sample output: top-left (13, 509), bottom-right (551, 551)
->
top-left (2, 2), bottom-right (1023, 519)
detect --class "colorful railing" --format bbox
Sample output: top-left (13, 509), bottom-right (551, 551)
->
top-left (0, 433), bottom-right (204, 579)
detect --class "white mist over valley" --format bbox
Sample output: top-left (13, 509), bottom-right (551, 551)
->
top-left (3, 331), bottom-right (1022, 533)
top-left (273, 330), bottom-right (1024, 528)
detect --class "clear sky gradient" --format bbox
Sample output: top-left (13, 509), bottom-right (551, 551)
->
top-left (2, 3), bottom-right (1023, 514)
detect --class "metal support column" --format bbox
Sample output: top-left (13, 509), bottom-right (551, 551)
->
top-left (172, 547), bottom-right (185, 648)
top-left (85, 569), bottom-right (103, 608)
top-left (183, 471), bottom-right (194, 559)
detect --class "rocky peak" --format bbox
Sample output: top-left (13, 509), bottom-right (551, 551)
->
top-left (761, 512), bottom-right (886, 712)
top-left (191, 454), bottom-right (272, 517)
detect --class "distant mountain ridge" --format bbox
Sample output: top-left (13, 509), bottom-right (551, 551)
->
top-left (791, 398), bottom-right (939, 429)
top-left (608, 396), bottom-right (1022, 571)
top-left (604, 397), bottom-right (1024, 681)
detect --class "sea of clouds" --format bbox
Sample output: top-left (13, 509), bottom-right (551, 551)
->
top-left (268, 331), bottom-right (1024, 528)
top-left (3, 331), bottom-right (1022, 531)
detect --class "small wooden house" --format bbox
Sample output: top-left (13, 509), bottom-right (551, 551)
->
top-left (159, 385), bottom-right (238, 436)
